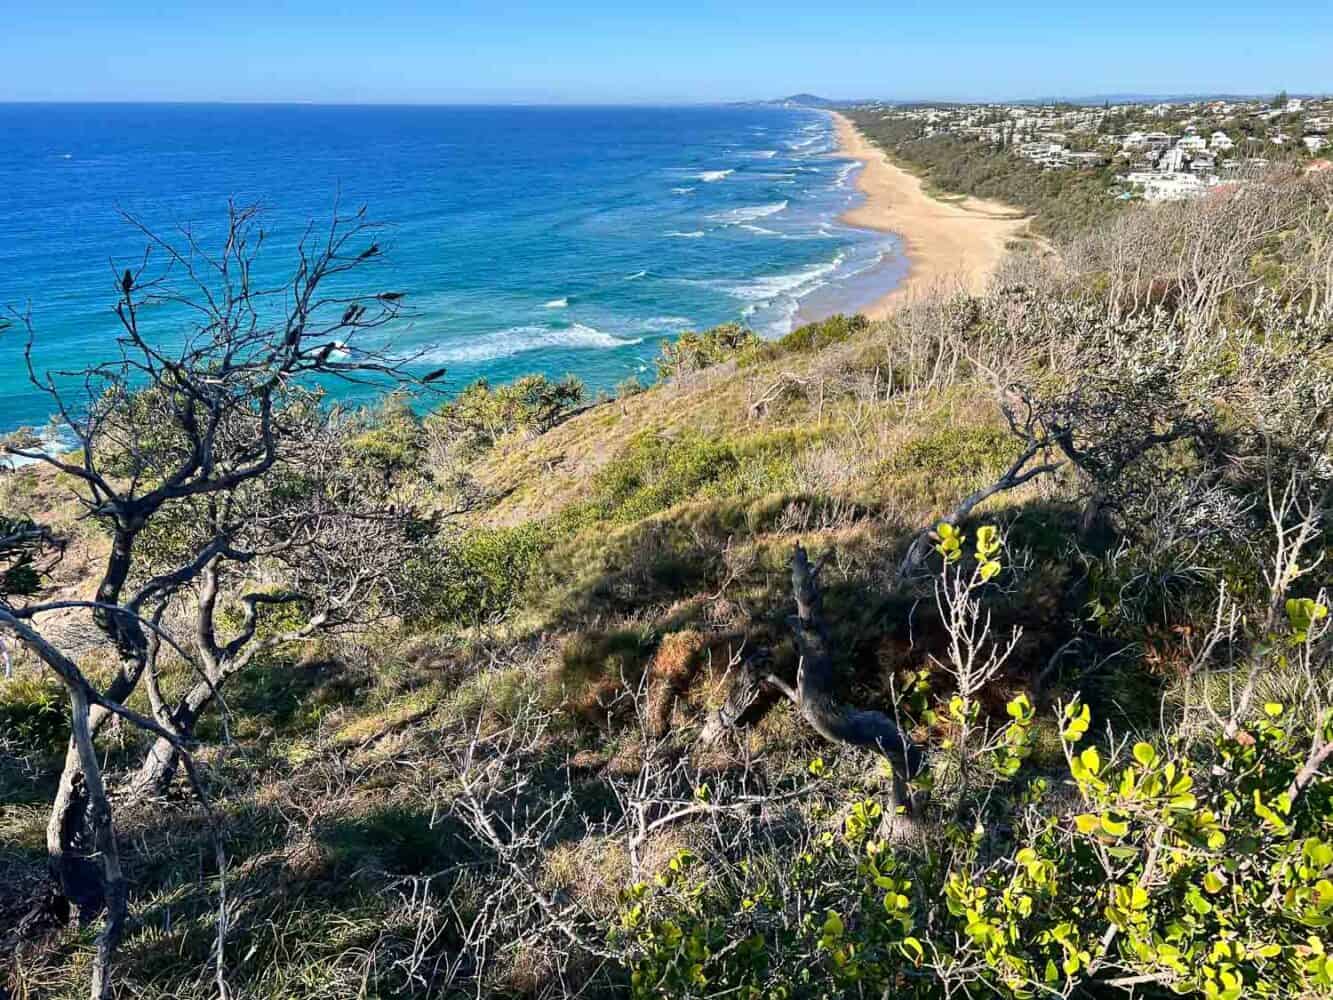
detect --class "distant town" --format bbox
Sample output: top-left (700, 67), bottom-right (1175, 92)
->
top-left (846, 95), bottom-right (1332, 202)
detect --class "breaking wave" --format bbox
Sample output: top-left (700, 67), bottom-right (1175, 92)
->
top-left (423, 324), bottom-right (644, 364)
top-left (708, 200), bottom-right (788, 225)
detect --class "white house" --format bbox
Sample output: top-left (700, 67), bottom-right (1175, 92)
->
top-left (1306, 136), bottom-right (1329, 154)
top-left (1176, 135), bottom-right (1208, 153)
top-left (1142, 173), bottom-right (1211, 202)
top-left (1158, 147), bottom-right (1189, 172)
top-left (1209, 131), bottom-right (1234, 151)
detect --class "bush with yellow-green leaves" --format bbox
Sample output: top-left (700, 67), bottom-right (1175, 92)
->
top-left (611, 690), bottom-right (1333, 999)
top-left (609, 514), bottom-right (1332, 1000)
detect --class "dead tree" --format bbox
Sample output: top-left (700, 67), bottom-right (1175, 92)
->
top-left (897, 385), bottom-right (1062, 582)
top-left (706, 543), bottom-right (924, 823)
top-left (0, 201), bottom-right (429, 1000)
top-left (124, 406), bottom-right (426, 798)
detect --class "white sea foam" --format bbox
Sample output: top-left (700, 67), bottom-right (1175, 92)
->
top-left (740, 224), bottom-right (781, 236)
top-left (698, 169), bottom-right (734, 182)
top-left (835, 162), bottom-right (862, 187)
top-left (671, 186), bottom-right (696, 195)
top-left (625, 270), bottom-right (649, 280)
top-left (664, 230), bottom-right (706, 238)
top-left (424, 324), bottom-right (643, 364)
top-left (711, 254), bottom-right (846, 304)
top-left (543, 297), bottom-right (569, 309)
top-left (0, 426), bottom-right (76, 468)
top-left (614, 314), bottom-right (694, 336)
top-left (749, 149), bottom-right (778, 159)
top-left (708, 200), bottom-right (788, 225)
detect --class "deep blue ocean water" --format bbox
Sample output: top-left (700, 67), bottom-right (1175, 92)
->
top-left (0, 104), bottom-right (903, 434)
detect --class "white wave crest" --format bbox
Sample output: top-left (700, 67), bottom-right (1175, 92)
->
top-left (698, 169), bottom-right (734, 182)
top-left (749, 149), bottom-right (777, 159)
top-left (835, 161), bottom-right (862, 187)
top-left (671, 186), bottom-right (696, 195)
top-left (625, 270), bottom-right (648, 280)
top-left (543, 297), bottom-right (569, 309)
top-left (708, 200), bottom-right (788, 225)
top-left (664, 230), bottom-right (706, 239)
top-left (740, 224), bottom-right (780, 236)
top-left (424, 323), bottom-right (643, 364)
top-left (710, 254), bottom-right (846, 304)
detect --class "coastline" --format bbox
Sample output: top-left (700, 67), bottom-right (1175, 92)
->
top-left (828, 111), bottom-right (1031, 316)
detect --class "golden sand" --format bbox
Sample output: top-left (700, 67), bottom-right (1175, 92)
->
top-left (831, 111), bottom-right (1031, 315)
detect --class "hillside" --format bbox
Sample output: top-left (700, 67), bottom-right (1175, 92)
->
top-left (3, 169), bottom-right (1333, 1000)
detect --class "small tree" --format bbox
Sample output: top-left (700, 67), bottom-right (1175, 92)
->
top-left (655, 323), bottom-right (761, 379)
top-left (0, 202), bottom-right (430, 999)
top-left (429, 372), bottom-right (584, 453)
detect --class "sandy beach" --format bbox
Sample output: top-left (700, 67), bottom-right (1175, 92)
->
top-left (831, 111), bottom-right (1031, 316)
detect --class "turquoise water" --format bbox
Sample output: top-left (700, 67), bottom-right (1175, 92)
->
top-left (0, 104), bottom-right (902, 434)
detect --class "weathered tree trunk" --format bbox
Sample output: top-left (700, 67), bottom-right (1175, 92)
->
top-left (126, 678), bottom-right (213, 799)
top-left (66, 684), bottom-right (127, 1000)
top-left (790, 544), bottom-right (923, 777)
top-left (44, 746), bottom-right (104, 919)
top-left (46, 525), bottom-right (147, 914)
top-left (707, 544), bottom-right (927, 832)
top-left (700, 649), bottom-right (777, 745)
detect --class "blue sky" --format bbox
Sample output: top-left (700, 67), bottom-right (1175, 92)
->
top-left (1, 1), bottom-right (1328, 104)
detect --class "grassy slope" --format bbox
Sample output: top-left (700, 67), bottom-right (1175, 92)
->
top-left (2, 310), bottom-right (1079, 996)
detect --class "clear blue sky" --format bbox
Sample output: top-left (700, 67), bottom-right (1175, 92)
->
top-left (2, 1), bottom-right (1329, 104)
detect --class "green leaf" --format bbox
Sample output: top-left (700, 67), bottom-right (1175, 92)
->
top-left (1100, 813), bottom-right (1129, 837)
top-left (1132, 741), bottom-right (1157, 767)
top-left (1079, 747), bottom-right (1102, 775)
top-left (975, 524), bottom-right (1001, 556)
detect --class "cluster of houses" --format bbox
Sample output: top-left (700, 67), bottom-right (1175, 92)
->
top-left (856, 95), bottom-right (1332, 202)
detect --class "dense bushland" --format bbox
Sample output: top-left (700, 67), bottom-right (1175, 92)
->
top-left (2, 170), bottom-right (1332, 1000)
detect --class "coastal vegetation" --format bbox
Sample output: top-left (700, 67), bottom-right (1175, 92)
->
top-left (2, 163), bottom-right (1333, 1000)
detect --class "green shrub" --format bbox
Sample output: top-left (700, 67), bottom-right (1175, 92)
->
top-left (431, 373), bottom-right (584, 453)
top-left (587, 434), bottom-right (741, 524)
top-left (0, 514), bottom-right (48, 601)
top-left (776, 313), bottom-right (870, 355)
top-left (887, 425), bottom-right (1016, 479)
top-left (614, 702), bottom-right (1333, 999)
top-left (617, 375), bottom-right (648, 399)
top-left (346, 392), bottom-right (426, 485)
top-left (655, 324), bottom-right (762, 379)
top-left (404, 523), bottom-right (547, 629)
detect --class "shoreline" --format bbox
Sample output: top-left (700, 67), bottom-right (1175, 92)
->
top-left (826, 111), bottom-right (1031, 317)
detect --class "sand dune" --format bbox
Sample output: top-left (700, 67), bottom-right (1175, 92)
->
top-left (832, 112), bottom-right (1031, 316)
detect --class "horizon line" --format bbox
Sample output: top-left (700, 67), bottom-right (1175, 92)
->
top-left (2, 91), bottom-right (1328, 110)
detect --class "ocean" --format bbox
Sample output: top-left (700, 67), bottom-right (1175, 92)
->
top-left (0, 104), bottom-right (903, 434)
